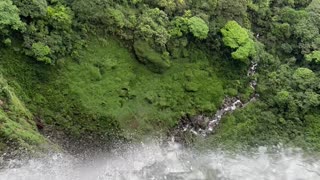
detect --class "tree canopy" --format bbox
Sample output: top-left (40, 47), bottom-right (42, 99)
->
top-left (221, 21), bottom-right (256, 62)
top-left (0, 0), bottom-right (24, 35)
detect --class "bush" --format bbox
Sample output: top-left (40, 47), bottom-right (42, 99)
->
top-left (188, 16), bottom-right (209, 39)
top-left (31, 42), bottom-right (52, 64)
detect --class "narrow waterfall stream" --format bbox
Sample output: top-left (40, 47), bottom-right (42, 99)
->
top-left (174, 61), bottom-right (259, 137)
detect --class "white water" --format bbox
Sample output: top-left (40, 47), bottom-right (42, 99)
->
top-left (1, 141), bottom-right (320, 180)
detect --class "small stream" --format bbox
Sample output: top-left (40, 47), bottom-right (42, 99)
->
top-left (174, 61), bottom-right (259, 137)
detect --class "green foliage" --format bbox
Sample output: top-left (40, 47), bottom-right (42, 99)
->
top-left (131, 0), bottom-right (143, 4)
top-left (1, 37), bottom-right (225, 141)
top-left (216, 0), bottom-right (248, 21)
top-left (206, 102), bottom-right (282, 148)
top-left (12, 0), bottom-right (48, 18)
top-left (31, 42), bottom-right (52, 64)
top-left (293, 67), bottom-right (315, 80)
top-left (221, 21), bottom-right (256, 62)
top-left (147, 0), bottom-right (187, 13)
top-left (188, 17), bottom-right (209, 39)
top-left (134, 40), bottom-right (171, 73)
top-left (135, 8), bottom-right (170, 47)
top-left (156, 0), bottom-right (178, 13)
top-left (107, 8), bottom-right (127, 28)
top-left (293, 67), bottom-right (316, 90)
top-left (305, 50), bottom-right (320, 63)
top-left (1, 0), bottom-right (320, 153)
top-left (169, 14), bottom-right (209, 40)
top-left (0, 74), bottom-right (51, 153)
top-left (3, 38), bottom-right (12, 46)
top-left (221, 21), bottom-right (249, 48)
top-left (269, 3), bottom-right (320, 56)
top-left (231, 39), bottom-right (255, 60)
top-left (2, 0), bottom-right (80, 64)
top-left (169, 16), bottom-right (189, 37)
top-left (133, 8), bottom-right (172, 70)
top-left (0, 0), bottom-right (25, 34)
top-left (275, 90), bottom-right (291, 105)
top-left (47, 5), bottom-right (73, 30)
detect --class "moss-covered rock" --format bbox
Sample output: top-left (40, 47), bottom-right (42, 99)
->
top-left (134, 40), bottom-right (171, 73)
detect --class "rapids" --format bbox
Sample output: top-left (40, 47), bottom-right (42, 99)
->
top-left (1, 141), bottom-right (320, 180)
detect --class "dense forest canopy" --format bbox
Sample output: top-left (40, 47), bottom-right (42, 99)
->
top-left (0, 0), bottom-right (320, 154)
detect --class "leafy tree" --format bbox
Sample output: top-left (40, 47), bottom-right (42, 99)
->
top-left (221, 21), bottom-right (249, 48)
top-left (293, 67), bottom-right (315, 79)
top-left (169, 14), bottom-right (190, 38)
top-left (305, 50), bottom-right (320, 63)
top-left (271, 23), bottom-right (291, 41)
top-left (188, 16), bottom-right (209, 40)
top-left (272, 5), bottom-right (320, 56)
top-left (31, 42), bottom-right (52, 64)
top-left (304, 91), bottom-right (320, 108)
top-left (47, 5), bottom-right (73, 30)
top-left (221, 21), bottom-right (256, 62)
top-left (145, 0), bottom-right (187, 14)
top-left (12, 0), bottom-right (48, 18)
top-left (157, 0), bottom-right (177, 13)
top-left (71, 0), bottom-right (110, 23)
top-left (231, 40), bottom-right (255, 60)
top-left (275, 90), bottom-right (292, 106)
top-left (0, 0), bottom-right (24, 35)
top-left (293, 67), bottom-right (316, 90)
top-left (216, 0), bottom-right (248, 20)
top-left (131, 0), bottom-right (142, 4)
top-left (135, 8), bottom-right (170, 47)
top-left (106, 8), bottom-right (127, 28)
top-left (295, 0), bottom-right (312, 7)
top-left (170, 14), bottom-right (209, 40)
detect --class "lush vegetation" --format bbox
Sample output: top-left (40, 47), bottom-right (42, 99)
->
top-left (0, 0), bottom-right (320, 153)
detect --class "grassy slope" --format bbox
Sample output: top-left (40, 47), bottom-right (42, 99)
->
top-left (0, 36), bottom-right (231, 147)
top-left (5, 35), bottom-right (312, 152)
top-left (0, 75), bottom-right (52, 154)
top-left (61, 37), bottom-right (225, 138)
